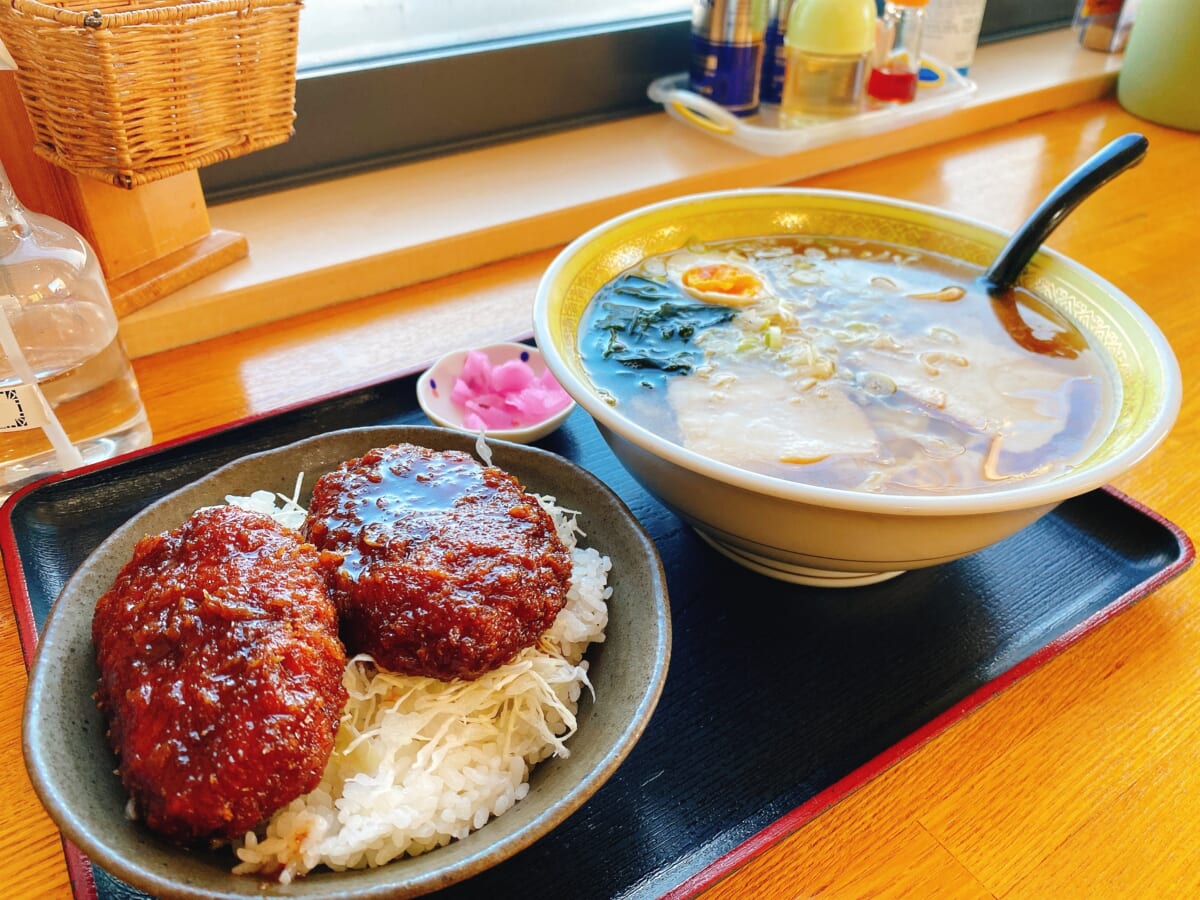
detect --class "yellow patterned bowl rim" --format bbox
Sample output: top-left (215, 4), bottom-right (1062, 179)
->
top-left (533, 188), bottom-right (1181, 514)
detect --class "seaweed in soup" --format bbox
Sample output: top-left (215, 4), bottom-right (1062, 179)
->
top-left (582, 275), bottom-right (737, 388)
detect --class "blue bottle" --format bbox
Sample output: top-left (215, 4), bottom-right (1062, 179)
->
top-left (689, 0), bottom-right (770, 116)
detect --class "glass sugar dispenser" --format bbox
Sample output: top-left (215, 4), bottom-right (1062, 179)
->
top-left (0, 157), bottom-right (152, 502)
top-left (779, 0), bottom-right (878, 124)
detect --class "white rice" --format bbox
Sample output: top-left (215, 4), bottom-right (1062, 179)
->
top-left (226, 481), bottom-right (611, 884)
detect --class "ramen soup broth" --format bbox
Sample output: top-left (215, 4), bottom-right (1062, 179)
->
top-left (578, 235), bottom-right (1118, 496)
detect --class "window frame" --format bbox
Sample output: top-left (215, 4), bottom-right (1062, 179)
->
top-left (200, 1), bottom-right (1080, 203)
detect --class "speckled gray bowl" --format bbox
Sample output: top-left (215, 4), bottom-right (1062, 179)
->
top-left (23, 425), bottom-right (670, 900)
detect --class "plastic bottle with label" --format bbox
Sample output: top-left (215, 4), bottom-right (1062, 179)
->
top-left (0, 157), bottom-right (152, 500)
top-left (921, 0), bottom-right (987, 75)
top-left (779, 0), bottom-right (878, 124)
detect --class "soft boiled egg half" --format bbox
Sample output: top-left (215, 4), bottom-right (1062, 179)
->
top-left (660, 251), bottom-right (768, 306)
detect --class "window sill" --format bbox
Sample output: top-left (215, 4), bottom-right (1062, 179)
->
top-left (119, 28), bottom-right (1122, 360)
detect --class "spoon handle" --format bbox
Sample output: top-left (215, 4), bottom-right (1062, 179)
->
top-left (982, 133), bottom-right (1149, 294)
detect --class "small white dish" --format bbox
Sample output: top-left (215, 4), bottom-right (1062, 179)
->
top-left (416, 342), bottom-right (576, 443)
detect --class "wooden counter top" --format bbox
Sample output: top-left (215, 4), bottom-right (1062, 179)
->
top-left (2, 98), bottom-right (1197, 898)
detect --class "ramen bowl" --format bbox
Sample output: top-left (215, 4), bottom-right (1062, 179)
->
top-left (532, 188), bottom-right (1181, 586)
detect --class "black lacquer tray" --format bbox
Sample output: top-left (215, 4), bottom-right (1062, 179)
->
top-left (3, 364), bottom-right (1192, 900)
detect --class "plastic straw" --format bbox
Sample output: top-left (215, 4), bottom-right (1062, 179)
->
top-left (0, 302), bottom-right (85, 470)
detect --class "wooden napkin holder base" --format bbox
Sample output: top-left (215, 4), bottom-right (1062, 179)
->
top-left (0, 72), bottom-right (248, 321)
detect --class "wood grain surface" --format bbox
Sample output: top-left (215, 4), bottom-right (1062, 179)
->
top-left (2, 99), bottom-right (1196, 899)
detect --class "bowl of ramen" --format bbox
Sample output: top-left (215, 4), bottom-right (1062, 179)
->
top-left (532, 188), bottom-right (1181, 586)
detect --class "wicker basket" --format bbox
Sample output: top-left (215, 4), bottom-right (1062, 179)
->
top-left (0, 0), bottom-right (302, 188)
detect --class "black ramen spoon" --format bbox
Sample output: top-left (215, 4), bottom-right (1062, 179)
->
top-left (981, 132), bottom-right (1149, 358)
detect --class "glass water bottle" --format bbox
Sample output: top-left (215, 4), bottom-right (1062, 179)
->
top-left (0, 158), bottom-right (152, 501)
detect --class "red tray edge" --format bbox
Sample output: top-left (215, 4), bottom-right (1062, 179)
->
top-left (2, 391), bottom-right (1191, 900)
top-left (664, 485), bottom-right (1195, 899)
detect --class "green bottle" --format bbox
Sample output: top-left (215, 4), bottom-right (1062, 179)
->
top-left (1117, 0), bottom-right (1200, 132)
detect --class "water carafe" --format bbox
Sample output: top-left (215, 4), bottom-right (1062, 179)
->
top-left (0, 157), bottom-right (152, 501)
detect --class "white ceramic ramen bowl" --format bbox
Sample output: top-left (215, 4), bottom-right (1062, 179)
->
top-left (532, 188), bottom-right (1181, 587)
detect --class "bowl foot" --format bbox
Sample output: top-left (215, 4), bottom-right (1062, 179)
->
top-left (694, 529), bottom-right (906, 587)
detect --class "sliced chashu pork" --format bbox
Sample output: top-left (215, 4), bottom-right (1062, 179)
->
top-left (845, 329), bottom-right (1094, 456)
top-left (667, 364), bottom-right (878, 471)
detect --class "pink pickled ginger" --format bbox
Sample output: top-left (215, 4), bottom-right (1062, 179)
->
top-left (452, 350), bottom-right (572, 431)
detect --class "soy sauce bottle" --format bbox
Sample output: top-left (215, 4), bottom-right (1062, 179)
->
top-left (868, 0), bottom-right (929, 104)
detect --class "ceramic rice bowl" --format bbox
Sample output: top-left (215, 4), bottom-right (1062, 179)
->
top-left (22, 425), bottom-right (670, 899)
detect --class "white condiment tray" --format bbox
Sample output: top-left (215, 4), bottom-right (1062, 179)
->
top-left (648, 59), bottom-right (976, 156)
